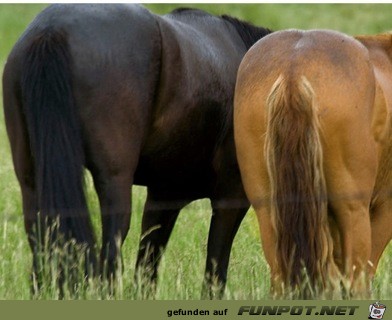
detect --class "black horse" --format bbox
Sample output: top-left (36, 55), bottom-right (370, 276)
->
top-left (3, 4), bottom-right (271, 297)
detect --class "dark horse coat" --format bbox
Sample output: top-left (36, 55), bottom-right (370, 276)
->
top-left (2, 4), bottom-right (271, 296)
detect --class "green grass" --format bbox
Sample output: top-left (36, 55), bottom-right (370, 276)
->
top-left (0, 4), bottom-right (391, 300)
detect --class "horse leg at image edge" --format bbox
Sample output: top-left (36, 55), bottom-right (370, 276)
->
top-left (368, 200), bottom-right (392, 277)
top-left (18, 162), bottom-right (42, 294)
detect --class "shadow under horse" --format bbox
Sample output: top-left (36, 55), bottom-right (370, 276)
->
top-left (2, 4), bottom-right (271, 298)
top-left (234, 29), bottom-right (392, 298)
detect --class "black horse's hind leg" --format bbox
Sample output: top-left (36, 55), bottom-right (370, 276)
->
top-left (20, 167), bottom-right (44, 295)
top-left (82, 85), bottom-right (149, 288)
top-left (21, 181), bottom-right (40, 295)
top-left (4, 78), bottom-right (42, 296)
top-left (135, 189), bottom-right (190, 296)
top-left (91, 169), bottom-right (134, 285)
top-left (85, 117), bottom-right (141, 286)
top-left (202, 202), bottom-right (248, 299)
top-left (3, 94), bottom-right (58, 297)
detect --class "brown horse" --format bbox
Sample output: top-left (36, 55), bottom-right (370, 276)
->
top-left (234, 29), bottom-right (392, 298)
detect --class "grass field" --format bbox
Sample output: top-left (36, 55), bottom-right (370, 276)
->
top-left (0, 4), bottom-right (391, 300)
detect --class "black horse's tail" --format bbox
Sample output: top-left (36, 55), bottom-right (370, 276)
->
top-left (21, 28), bottom-right (96, 260)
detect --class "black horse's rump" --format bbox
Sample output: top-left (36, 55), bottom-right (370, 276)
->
top-left (3, 4), bottom-right (271, 298)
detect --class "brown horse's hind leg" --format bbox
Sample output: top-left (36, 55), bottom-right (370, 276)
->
top-left (325, 137), bottom-right (375, 297)
top-left (255, 206), bottom-right (282, 298)
top-left (326, 156), bottom-right (374, 297)
top-left (369, 200), bottom-right (392, 276)
top-left (330, 200), bottom-right (371, 297)
top-left (323, 105), bottom-right (377, 297)
top-left (134, 190), bottom-right (189, 297)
